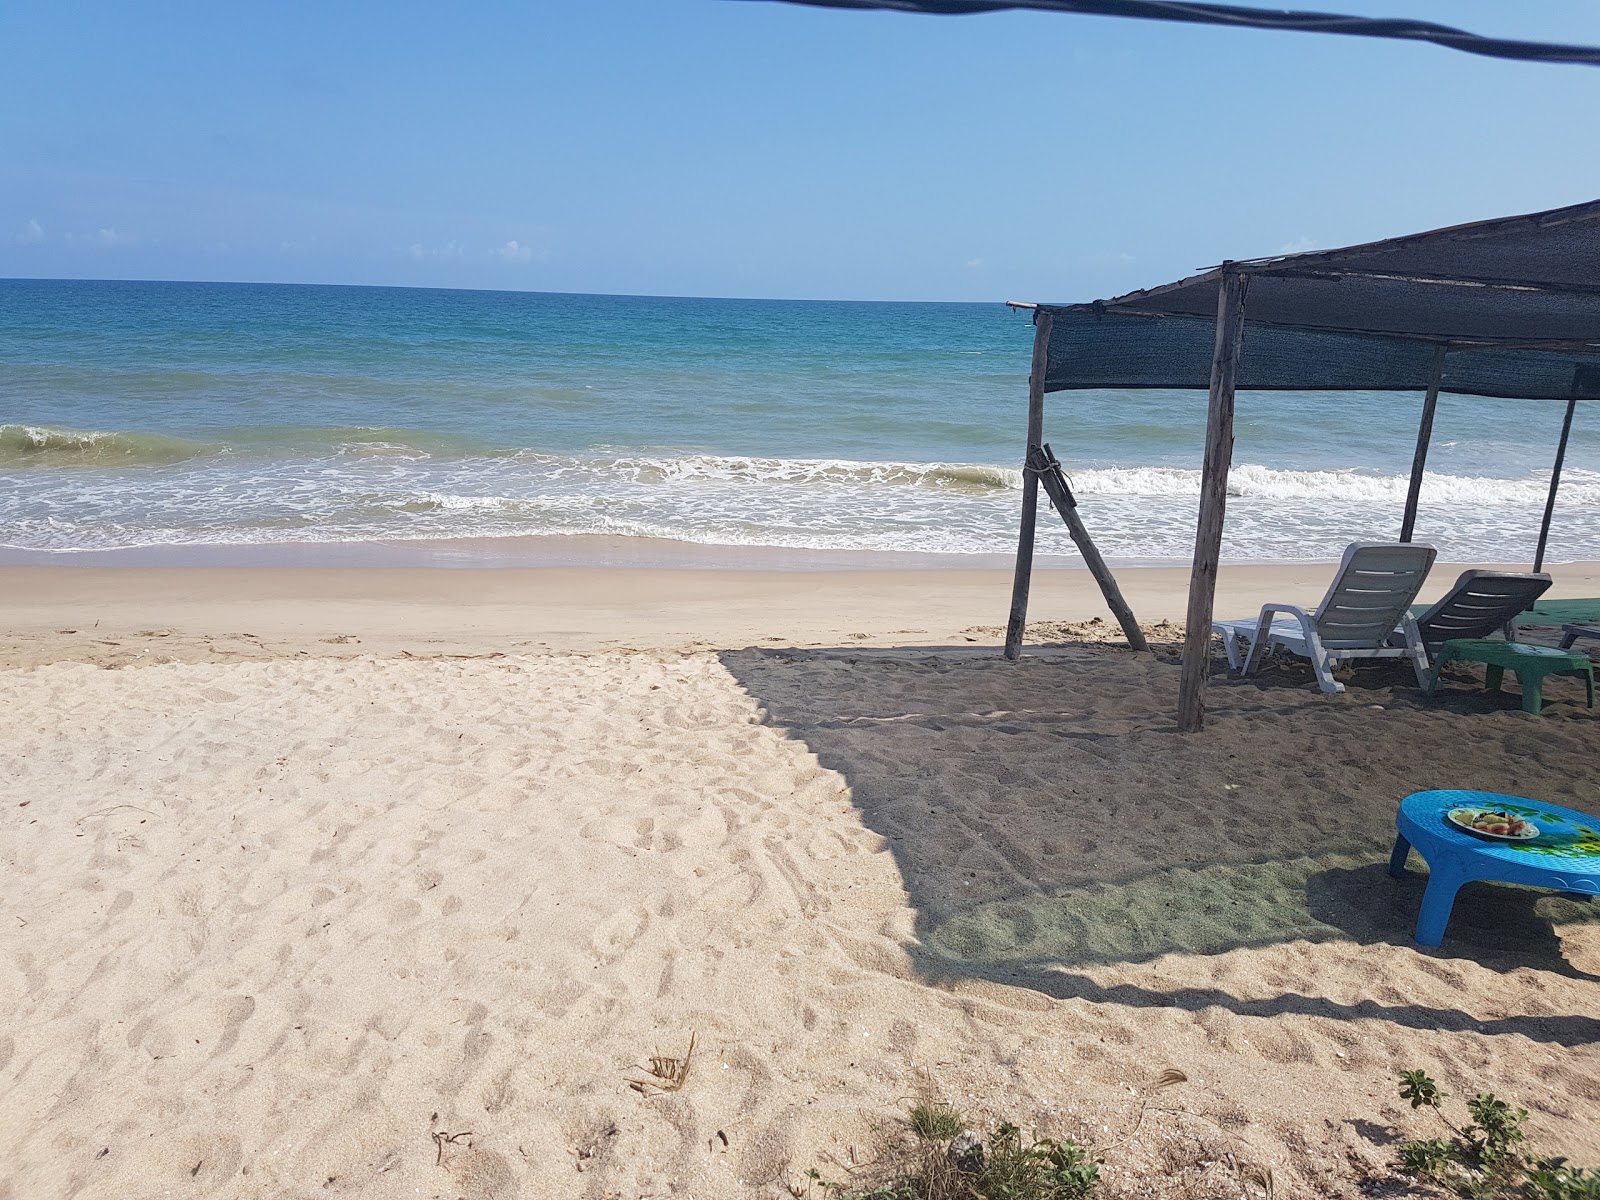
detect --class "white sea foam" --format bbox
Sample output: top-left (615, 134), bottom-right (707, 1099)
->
top-left (1065, 463), bottom-right (1600, 505)
top-left (586, 452), bottom-right (1025, 493)
top-left (3, 435), bottom-right (1598, 563)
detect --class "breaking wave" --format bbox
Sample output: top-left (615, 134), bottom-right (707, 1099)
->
top-left (3, 427), bottom-right (1596, 561)
top-left (1065, 464), bottom-right (1600, 505)
top-left (587, 453), bottom-right (1023, 492)
top-left (0, 424), bottom-right (219, 467)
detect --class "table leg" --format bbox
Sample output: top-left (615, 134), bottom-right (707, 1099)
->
top-left (1586, 666), bottom-right (1595, 710)
top-left (1520, 671), bottom-right (1544, 716)
top-left (1388, 834), bottom-right (1412, 878)
top-left (1484, 663), bottom-right (1504, 693)
top-left (1415, 864), bottom-right (1468, 947)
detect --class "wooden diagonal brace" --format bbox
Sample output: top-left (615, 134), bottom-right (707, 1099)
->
top-left (1028, 443), bottom-right (1148, 652)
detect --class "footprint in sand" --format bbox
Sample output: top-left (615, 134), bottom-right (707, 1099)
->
top-left (590, 906), bottom-right (649, 959)
top-left (211, 994), bottom-right (256, 1058)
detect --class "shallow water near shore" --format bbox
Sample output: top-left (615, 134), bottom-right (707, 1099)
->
top-left (4, 277), bottom-right (1597, 564)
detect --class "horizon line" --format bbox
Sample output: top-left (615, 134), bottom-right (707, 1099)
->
top-left (0, 274), bottom-right (1024, 308)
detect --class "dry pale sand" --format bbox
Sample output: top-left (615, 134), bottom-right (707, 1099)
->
top-left (2, 560), bottom-right (1599, 1200)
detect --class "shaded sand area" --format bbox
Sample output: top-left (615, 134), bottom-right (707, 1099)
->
top-left (3, 561), bottom-right (1599, 1198)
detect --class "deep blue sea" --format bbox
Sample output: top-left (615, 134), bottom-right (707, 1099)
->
top-left (2, 278), bottom-right (1596, 564)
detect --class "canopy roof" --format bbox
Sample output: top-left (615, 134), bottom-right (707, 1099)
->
top-left (1032, 199), bottom-right (1600, 401)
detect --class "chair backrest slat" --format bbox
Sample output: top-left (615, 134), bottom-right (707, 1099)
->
top-left (1314, 543), bottom-right (1438, 648)
top-left (1411, 570), bottom-right (1552, 652)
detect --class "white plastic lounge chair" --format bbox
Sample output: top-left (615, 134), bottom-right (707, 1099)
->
top-left (1559, 624), bottom-right (1600, 651)
top-left (1212, 542), bottom-right (1437, 694)
top-left (1406, 569), bottom-right (1551, 655)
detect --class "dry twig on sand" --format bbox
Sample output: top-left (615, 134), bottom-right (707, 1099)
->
top-left (627, 1031), bottom-right (696, 1096)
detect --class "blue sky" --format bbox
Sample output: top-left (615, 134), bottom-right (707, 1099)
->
top-left (3, 1), bottom-right (1599, 301)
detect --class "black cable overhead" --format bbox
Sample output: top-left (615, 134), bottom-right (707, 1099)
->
top-left (736, 0), bottom-right (1600, 67)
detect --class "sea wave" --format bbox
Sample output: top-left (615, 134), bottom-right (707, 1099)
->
top-left (3, 423), bottom-right (1591, 512)
top-left (5, 423), bottom-right (1598, 563)
top-left (0, 424), bottom-right (219, 467)
top-left (1065, 464), bottom-right (1600, 506)
top-left (587, 453), bottom-right (1024, 492)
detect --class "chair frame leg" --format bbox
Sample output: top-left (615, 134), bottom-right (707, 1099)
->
top-left (1219, 629), bottom-right (1243, 673)
top-left (1296, 619), bottom-right (1343, 694)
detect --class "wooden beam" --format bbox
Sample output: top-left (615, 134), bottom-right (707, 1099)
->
top-left (1004, 311), bottom-right (1053, 660)
top-left (1534, 396), bottom-right (1578, 573)
top-left (1399, 344), bottom-right (1447, 543)
top-left (1177, 270), bottom-right (1250, 733)
top-left (1030, 445), bottom-right (1149, 650)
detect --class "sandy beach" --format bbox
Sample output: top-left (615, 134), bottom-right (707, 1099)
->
top-left (3, 557), bottom-right (1599, 1199)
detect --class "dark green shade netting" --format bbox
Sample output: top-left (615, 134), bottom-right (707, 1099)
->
top-left (1035, 199), bottom-right (1600, 401)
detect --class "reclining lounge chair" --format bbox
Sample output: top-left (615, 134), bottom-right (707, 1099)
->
top-left (1407, 570), bottom-right (1552, 656)
top-left (1212, 542), bottom-right (1437, 694)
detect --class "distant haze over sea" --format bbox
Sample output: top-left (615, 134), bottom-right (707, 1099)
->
top-left (2, 279), bottom-right (1596, 565)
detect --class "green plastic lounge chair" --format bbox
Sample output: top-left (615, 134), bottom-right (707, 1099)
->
top-left (1512, 598), bottom-right (1600, 629)
top-left (1212, 542), bottom-right (1437, 694)
top-left (1405, 570), bottom-right (1552, 656)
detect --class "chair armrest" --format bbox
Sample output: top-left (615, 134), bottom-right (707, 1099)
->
top-left (1257, 603), bottom-right (1312, 622)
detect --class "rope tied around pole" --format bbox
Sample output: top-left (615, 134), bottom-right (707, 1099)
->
top-left (1025, 443), bottom-right (1079, 510)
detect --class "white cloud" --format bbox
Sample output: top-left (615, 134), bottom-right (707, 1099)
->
top-left (494, 239), bottom-right (533, 263)
top-left (964, 257), bottom-right (985, 270)
top-left (408, 240), bottom-right (464, 261)
top-left (1087, 250), bottom-right (1136, 266)
top-left (65, 226), bottom-right (137, 248)
top-left (16, 218), bottom-right (45, 244)
top-left (1276, 235), bottom-right (1319, 255)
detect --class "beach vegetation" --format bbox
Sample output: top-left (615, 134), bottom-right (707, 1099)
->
top-left (1395, 1069), bottom-right (1598, 1199)
top-left (791, 1102), bottom-right (1099, 1200)
top-left (908, 1102), bottom-right (966, 1142)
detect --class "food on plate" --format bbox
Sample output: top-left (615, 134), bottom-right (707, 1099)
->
top-left (1449, 808), bottom-right (1537, 839)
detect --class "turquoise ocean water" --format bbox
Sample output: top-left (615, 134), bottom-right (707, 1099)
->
top-left (2, 278), bottom-right (1596, 564)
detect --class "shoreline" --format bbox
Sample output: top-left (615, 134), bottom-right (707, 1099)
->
top-left (2, 531), bottom-right (1593, 573)
top-left (0, 535), bottom-right (1048, 572)
top-left (5, 556), bottom-right (1598, 664)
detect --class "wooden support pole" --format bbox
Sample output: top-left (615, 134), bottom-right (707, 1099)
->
top-left (1178, 269), bottom-right (1250, 734)
top-left (1004, 311), bottom-right (1053, 660)
top-left (1399, 344), bottom-right (1446, 543)
top-left (1031, 445), bottom-right (1149, 650)
top-left (1534, 396), bottom-right (1578, 573)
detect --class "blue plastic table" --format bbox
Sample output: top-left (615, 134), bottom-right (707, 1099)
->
top-left (1389, 789), bottom-right (1600, 946)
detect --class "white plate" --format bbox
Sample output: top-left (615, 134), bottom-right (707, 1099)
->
top-left (1446, 808), bottom-right (1540, 841)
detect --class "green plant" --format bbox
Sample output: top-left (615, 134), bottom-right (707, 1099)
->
top-left (910, 1103), bottom-right (967, 1142)
top-left (792, 1105), bottom-right (1099, 1200)
top-left (1393, 1070), bottom-right (1593, 1200)
top-left (976, 1122), bottom-right (1099, 1200)
top-left (1465, 1094), bottom-right (1525, 1167)
top-left (1400, 1069), bottom-right (1443, 1111)
top-left (1526, 1160), bottom-right (1600, 1200)
top-left (1399, 1139), bottom-right (1455, 1178)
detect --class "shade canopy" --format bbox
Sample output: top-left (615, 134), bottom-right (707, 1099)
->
top-left (1033, 199), bottom-right (1600, 401)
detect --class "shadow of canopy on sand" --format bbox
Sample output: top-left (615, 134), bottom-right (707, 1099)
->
top-left (717, 642), bottom-right (1600, 1043)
